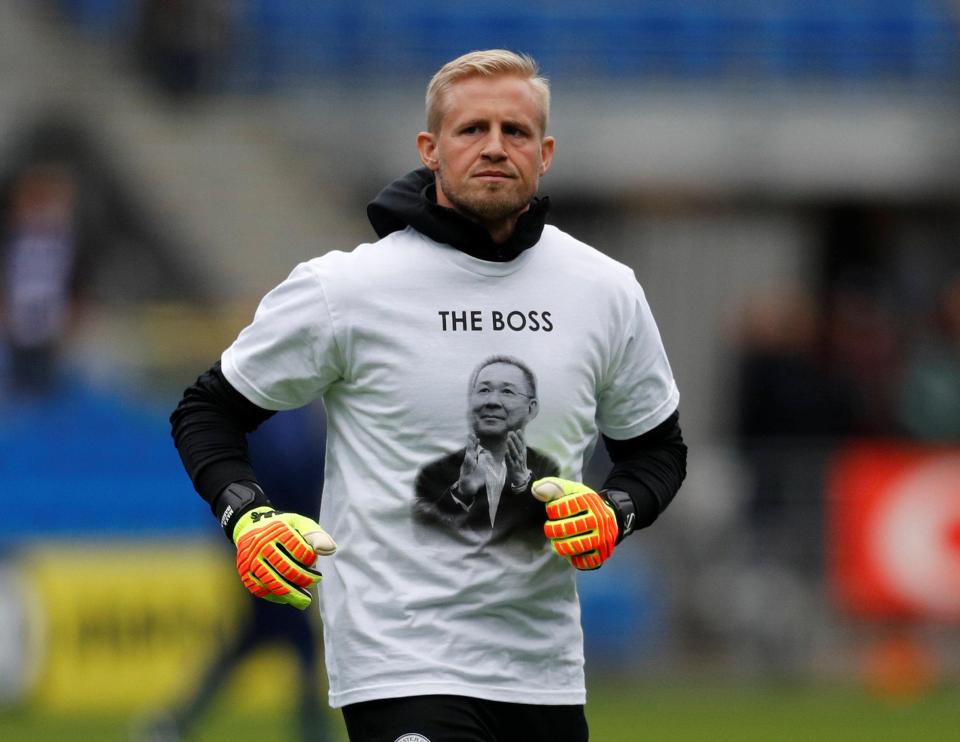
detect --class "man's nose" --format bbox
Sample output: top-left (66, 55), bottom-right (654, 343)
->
top-left (481, 130), bottom-right (507, 159)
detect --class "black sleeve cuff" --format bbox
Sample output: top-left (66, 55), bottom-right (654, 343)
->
top-left (602, 488), bottom-right (654, 544)
top-left (213, 481), bottom-right (271, 540)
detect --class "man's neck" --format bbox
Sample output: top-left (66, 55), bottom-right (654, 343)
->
top-left (453, 204), bottom-right (527, 245)
top-left (477, 437), bottom-right (507, 459)
top-left (483, 216), bottom-right (520, 244)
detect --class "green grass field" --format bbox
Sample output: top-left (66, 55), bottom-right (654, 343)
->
top-left (588, 681), bottom-right (959, 741)
top-left (1, 681), bottom-right (956, 741)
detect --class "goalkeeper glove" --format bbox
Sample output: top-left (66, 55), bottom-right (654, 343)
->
top-left (532, 477), bottom-right (619, 570)
top-left (232, 506), bottom-right (337, 610)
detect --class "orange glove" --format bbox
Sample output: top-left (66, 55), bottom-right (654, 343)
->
top-left (233, 507), bottom-right (337, 610)
top-left (533, 477), bottom-right (619, 570)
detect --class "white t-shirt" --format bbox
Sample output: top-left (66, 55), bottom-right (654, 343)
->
top-left (222, 224), bottom-right (679, 708)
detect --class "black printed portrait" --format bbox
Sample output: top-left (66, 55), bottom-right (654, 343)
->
top-left (414, 355), bottom-right (560, 540)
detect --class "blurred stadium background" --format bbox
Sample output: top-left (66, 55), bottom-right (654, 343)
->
top-left (2, 1), bottom-right (960, 740)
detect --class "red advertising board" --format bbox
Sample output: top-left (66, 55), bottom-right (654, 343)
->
top-left (829, 443), bottom-right (960, 621)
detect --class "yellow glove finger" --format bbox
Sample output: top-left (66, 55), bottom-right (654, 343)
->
top-left (286, 513), bottom-right (337, 555)
top-left (241, 569), bottom-right (292, 605)
top-left (569, 552), bottom-right (605, 570)
top-left (531, 476), bottom-right (593, 503)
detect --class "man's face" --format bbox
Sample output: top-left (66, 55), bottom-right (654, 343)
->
top-left (469, 362), bottom-right (538, 440)
top-left (417, 75), bottom-right (555, 228)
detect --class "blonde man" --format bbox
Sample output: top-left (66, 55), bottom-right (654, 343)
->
top-left (172, 49), bottom-right (686, 741)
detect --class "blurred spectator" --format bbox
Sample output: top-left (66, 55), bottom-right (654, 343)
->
top-left (142, 401), bottom-right (331, 742)
top-left (817, 204), bottom-right (905, 437)
top-left (821, 279), bottom-right (903, 437)
top-left (734, 285), bottom-right (857, 565)
top-left (134, 0), bottom-right (233, 99)
top-left (897, 275), bottom-right (960, 441)
top-left (0, 161), bottom-right (82, 395)
top-left (736, 285), bottom-right (857, 442)
top-left (0, 112), bottom-right (204, 398)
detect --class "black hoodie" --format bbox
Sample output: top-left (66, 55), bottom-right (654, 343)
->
top-left (170, 169), bottom-right (687, 541)
top-left (366, 166), bottom-right (551, 262)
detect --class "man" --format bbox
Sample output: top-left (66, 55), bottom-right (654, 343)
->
top-left (414, 355), bottom-right (560, 539)
top-left (171, 50), bottom-right (686, 742)
top-left (1, 162), bottom-right (80, 395)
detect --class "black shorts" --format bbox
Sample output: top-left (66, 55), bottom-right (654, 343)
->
top-left (341, 694), bottom-right (589, 742)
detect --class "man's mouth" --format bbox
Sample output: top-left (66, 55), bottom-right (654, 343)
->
top-left (474, 170), bottom-right (514, 181)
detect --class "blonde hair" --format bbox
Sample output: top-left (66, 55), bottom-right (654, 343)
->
top-left (425, 49), bottom-right (550, 136)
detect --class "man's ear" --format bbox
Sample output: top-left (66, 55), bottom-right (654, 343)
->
top-left (417, 132), bottom-right (440, 171)
top-left (539, 136), bottom-right (556, 176)
top-left (527, 399), bottom-right (539, 421)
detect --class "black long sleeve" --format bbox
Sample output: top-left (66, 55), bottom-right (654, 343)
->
top-left (601, 409), bottom-right (687, 539)
top-left (170, 362), bottom-right (275, 522)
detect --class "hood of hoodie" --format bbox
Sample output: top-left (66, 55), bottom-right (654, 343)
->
top-left (366, 167), bottom-right (550, 263)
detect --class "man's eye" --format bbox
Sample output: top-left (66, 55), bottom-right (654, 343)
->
top-left (501, 388), bottom-right (517, 397)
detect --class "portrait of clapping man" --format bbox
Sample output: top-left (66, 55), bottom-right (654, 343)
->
top-left (414, 354), bottom-right (560, 539)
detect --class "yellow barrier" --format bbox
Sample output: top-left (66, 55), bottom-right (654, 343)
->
top-left (17, 540), bottom-right (311, 713)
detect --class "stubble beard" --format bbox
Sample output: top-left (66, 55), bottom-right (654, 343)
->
top-left (439, 170), bottom-right (535, 225)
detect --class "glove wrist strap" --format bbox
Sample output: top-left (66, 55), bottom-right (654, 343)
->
top-left (214, 481), bottom-right (269, 541)
top-left (602, 488), bottom-right (636, 544)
